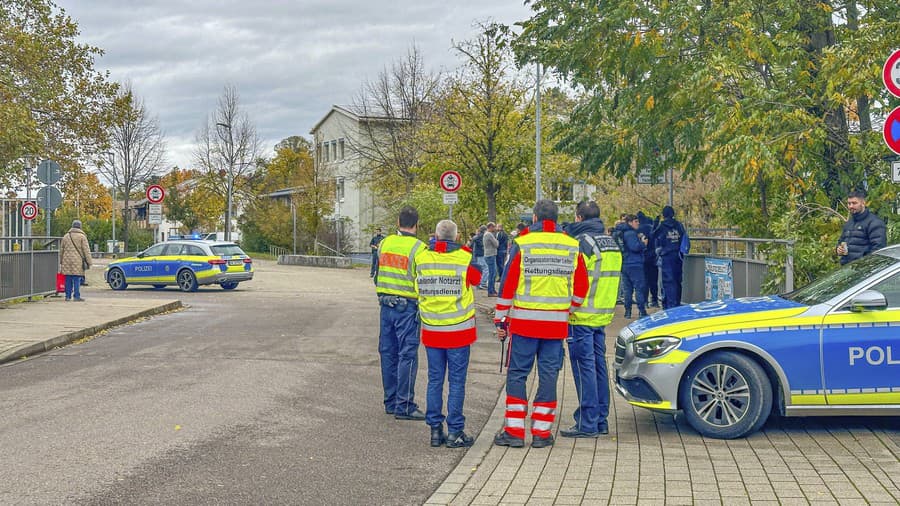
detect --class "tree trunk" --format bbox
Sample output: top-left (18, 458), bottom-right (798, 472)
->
top-left (122, 195), bottom-right (130, 251)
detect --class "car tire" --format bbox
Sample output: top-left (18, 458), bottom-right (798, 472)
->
top-left (177, 269), bottom-right (198, 292)
top-left (220, 281), bottom-right (239, 290)
top-left (679, 351), bottom-right (772, 439)
top-left (107, 268), bottom-right (128, 291)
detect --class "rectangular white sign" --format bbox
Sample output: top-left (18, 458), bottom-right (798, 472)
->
top-left (892, 160), bottom-right (900, 183)
top-left (637, 168), bottom-right (666, 185)
top-left (148, 213), bottom-right (162, 224)
top-left (148, 204), bottom-right (162, 214)
top-left (443, 193), bottom-right (459, 204)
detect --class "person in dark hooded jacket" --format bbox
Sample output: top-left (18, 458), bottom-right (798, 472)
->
top-left (636, 211), bottom-right (659, 307)
top-left (836, 189), bottom-right (886, 265)
top-left (652, 206), bottom-right (687, 309)
top-left (615, 215), bottom-right (648, 319)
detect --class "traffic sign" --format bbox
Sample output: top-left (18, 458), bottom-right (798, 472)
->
top-left (146, 184), bottom-right (165, 203)
top-left (443, 192), bottom-right (459, 205)
top-left (148, 213), bottom-right (163, 225)
top-left (440, 171), bottom-right (461, 192)
top-left (148, 204), bottom-right (162, 214)
top-left (637, 168), bottom-right (666, 184)
top-left (884, 107), bottom-right (900, 155)
top-left (37, 159), bottom-right (61, 185)
top-left (892, 160), bottom-right (900, 183)
top-left (20, 201), bottom-right (38, 221)
top-left (884, 49), bottom-right (900, 98)
top-left (36, 186), bottom-right (63, 211)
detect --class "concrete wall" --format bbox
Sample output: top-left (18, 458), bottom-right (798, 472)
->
top-left (278, 254), bottom-right (352, 269)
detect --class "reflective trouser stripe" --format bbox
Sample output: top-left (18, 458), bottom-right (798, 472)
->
top-left (504, 396), bottom-right (527, 438)
top-left (531, 401), bottom-right (557, 437)
top-left (508, 308), bottom-right (570, 322)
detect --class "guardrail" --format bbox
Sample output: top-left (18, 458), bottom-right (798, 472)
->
top-left (0, 237), bottom-right (61, 302)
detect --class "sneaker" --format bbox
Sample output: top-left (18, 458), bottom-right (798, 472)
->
top-left (493, 430), bottom-right (524, 448)
top-left (446, 431), bottom-right (474, 448)
top-left (531, 434), bottom-right (555, 448)
top-left (559, 425), bottom-right (600, 438)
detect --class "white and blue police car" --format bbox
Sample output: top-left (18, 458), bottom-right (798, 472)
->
top-left (615, 245), bottom-right (900, 438)
top-left (104, 237), bottom-right (253, 292)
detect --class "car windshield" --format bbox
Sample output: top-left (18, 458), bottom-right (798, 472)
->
top-left (783, 253), bottom-right (896, 306)
top-left (211, 244), bottom-right (246, 256)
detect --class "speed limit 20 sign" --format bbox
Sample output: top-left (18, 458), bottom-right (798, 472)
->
top-left (20, 201), bottom-right (38, 221)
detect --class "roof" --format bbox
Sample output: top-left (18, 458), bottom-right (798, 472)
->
top-left (261, 186), bottom-right (306, 198)
top-left (309, 104), bottom-right (409, 134)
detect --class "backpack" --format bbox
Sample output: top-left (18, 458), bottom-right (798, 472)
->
top-left (679, 227), bottom-right (691, 255)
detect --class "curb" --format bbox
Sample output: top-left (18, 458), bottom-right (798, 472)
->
top-left (0, 300), bottom-right (183, 365)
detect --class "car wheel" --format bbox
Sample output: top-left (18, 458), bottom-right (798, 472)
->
top-left (152, 284), bottom-right (166, 289)
top-left (107, 268), bottom-right (128, 291)
top-left (679, 351), bottom-right (772, 439)
top-left (221, 281), bottom-right (239, 290)
top-left (177, 269), bottom-right (198, 292)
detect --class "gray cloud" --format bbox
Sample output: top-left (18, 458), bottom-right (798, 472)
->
top-left (55, 0), bottom-right (533, 169)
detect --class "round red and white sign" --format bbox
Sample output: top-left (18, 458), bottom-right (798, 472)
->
top-left (20, 201), bottom-right (38, 221)
top-left (884, 107), bottom-right (900, 155)
top-left (146, 184), bottom-right (165, 204)
top-left (440, 170), bottom-right (461, 192)
top-left (884, 49), bottom-right (900, 98)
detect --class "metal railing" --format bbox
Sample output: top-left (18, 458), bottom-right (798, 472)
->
top-left (314, 240), bottom-right (344, 257)
top-left (0, 237), bottom-right (61, 302)
top-left (269, 245), bottom-right (290, 258)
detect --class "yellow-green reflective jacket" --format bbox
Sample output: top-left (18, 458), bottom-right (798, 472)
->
top-left (376, 234), bottom-right (424, 299)
top-left (415, 248), bottom-right (476, 332)
top-left (570, 233), bottom-right (622, 327)
top-left (512, 231), bottom-right (581, 312)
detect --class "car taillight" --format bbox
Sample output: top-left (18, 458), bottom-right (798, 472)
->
top-left (208, 259), bottom-right (227, 265)
top-left (243, 258), bottom-right (252, 263)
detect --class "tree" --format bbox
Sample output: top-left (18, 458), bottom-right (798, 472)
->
top-left (0, 0), bottom-right (118, 188)
top-left (347, 45), bottom-right (440, 206)
top-left (193, 84), bottom-right (263, 240)
top-left (95, 82), bottom-right (165, 251)
top-left (59, 170), bottom-right (111, 220)
top-left (422, 22), bottom-right (534, 223)
top-left (159, 167), bottom-right (221, 233)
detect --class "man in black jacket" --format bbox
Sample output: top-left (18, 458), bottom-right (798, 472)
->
top-left (836, 189), bottom-right (886, 264)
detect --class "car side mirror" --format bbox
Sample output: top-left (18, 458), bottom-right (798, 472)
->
top-left (847, 290), bottom-right (887, 312)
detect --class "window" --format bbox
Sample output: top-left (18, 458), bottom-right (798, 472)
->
top-left (323, 142), bottom-right (329, 162)
top-left (185, 245), bottom-right (205, 256)
top-left (163, 244), bottom-right (184, 256)
top-left (332, 141), bottom-right (338, 161)
top-left (339, 139), bottom-right (345, 160)
top-left (336, 177), bottom-right (345, 203)
top-left (141, 244), bottom-right (166, 257)
top-left (870, 272), bottom-right (900, 308)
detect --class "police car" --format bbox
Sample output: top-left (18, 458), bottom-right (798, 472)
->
top-left (104, 238), bottom-right (254, 292)
top-left (614, 245), bottom-right (900, 439)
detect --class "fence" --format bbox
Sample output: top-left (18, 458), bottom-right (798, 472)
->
top-left (0, 237), bottom-right (61, 302)
top-left (681, 236), bottom-right (795, 304)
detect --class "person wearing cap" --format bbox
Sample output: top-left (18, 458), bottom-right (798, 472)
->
top-left (652, 206), bottom-right (687, 309)
top-left (60, 220), bottom-right (92, 301)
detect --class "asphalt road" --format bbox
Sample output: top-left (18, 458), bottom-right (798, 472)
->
top-left (0, 260), bottom-right (505, 505)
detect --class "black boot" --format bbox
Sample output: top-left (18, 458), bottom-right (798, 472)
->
top-left (446, 431), bottom-right (474, 448)
top-left (430, 425), bottom-right (446, 447)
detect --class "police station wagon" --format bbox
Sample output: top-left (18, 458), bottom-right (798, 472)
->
top-left (104, 239), bottom-right (253, 292)
top-left (614, 245), bottom-right (900, 439)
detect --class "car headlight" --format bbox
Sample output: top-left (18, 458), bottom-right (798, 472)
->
top-left (633, 337), bottom-right (681, 359)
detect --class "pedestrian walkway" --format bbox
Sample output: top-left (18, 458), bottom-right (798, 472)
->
top-left (429, 294), bottom-right (900, 505)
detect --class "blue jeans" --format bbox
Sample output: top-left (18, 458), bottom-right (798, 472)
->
top-left (660, 255), bottom-right (683, 309)
top-left (64, 275), bottom-right (82, 300)
top-left (506, 334), bottom-right (563, 404)
top-left (475, 256), bottom-right (488, 288)
top-left (425, 346), bottom-right (470, 432)
top-left (378, 299), bottom-right (420, 415)
top-left (483, 255), bottom-right (497, 294)
top-left (567, 325), bottom-right (609, 432)
top-left (621, 264), bottom-right (647, 315)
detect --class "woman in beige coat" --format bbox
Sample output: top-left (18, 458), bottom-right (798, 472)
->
top-left (60, 220), bottom-right (92, 301)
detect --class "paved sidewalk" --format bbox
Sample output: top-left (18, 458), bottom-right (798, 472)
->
top-left (428, 294), bottom-right (900, 505)
top-left (0, 293), bottom-right (181, 365)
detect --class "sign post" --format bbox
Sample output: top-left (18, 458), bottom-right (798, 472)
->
top-left (146, 185), bottom-right (165, 239)
top-left (440, 170), bottom-right (462, 220)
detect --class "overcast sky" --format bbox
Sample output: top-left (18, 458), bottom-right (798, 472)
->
top-left (55, 0), bottom-right (534, 171)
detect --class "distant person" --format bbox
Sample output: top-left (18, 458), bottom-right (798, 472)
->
top-left (616, 214), bottom-right (648, 319)
top-left (493, 200), bottom-right (589, 449)
top-left (836, 189), bottom-right (886, 264)
top-left (495, 223), bottom-right (508, 280)
top-left (415, 219), bottom-right (483, 448)
top-left (472, 225), bottom-right (487, 289)
top-left (653, 206), bottom-right (688, 309)
top-left (482, 222), bottom-right (499, 296)
top-left (369, 227), bottom-right (385, 278)
top-left (636, 211), bottom-right (659, 307)
top-left (60, 220), bottom-right (91, 301)
top-left (374, 206), bottom-right (426, 420)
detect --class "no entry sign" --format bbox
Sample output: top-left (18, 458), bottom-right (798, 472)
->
top-left (884, 107), bottom-right (900, 155)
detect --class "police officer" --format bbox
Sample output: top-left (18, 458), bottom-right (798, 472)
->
top-left (616, 214), bottom-right (648, 319)
top-left (653, 205), bottom-right (687, 309)
top-left (493, 200), bottom-right (589, 448)
top-left (561, 201), bottom-right (621, 438)
top-left (375, 206), bottom-right (426, 420)
top-left (415, 219), bottom-right (483, 447)
top-left (836, 189), bottom-right (886, 264)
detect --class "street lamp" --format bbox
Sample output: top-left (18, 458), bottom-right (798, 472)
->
top-left (102, 151), bottom-right (117, 252)
top-left (216, 122), bottom-right (234, 241)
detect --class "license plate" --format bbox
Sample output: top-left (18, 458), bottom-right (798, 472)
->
top-left (228, 259), bottom-right (243, 266)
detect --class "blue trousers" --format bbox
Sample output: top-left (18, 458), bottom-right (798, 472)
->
top-left (425, 346), bottom-right (470, 432)
top-left (484, 255), bottom-right (497, 294)
top-left (621, 264), bottom-right (647, 315)
top-left (660, 255), bottom-right (683, 309)
top-left (567, 325), bottom-right (609, 432)
top-left (378, 300), bottom-right (420, 415)
top-left (506, 334), bottom-right (563, 404)
top-left (64, 275), bottom-right (82, 300)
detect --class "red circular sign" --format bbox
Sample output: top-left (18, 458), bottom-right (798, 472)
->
top-left (885, 107), bottom-right (900, 155)
top-left (883, 49), bottom-right (900, 98)
top-left (440, 170), bottom-right (461, 192)
top-left (20, 201), bottom-right (38, 221)
top-left (146, 184), bottom-right (165, 203)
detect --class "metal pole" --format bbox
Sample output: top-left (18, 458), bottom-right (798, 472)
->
top-left (449, 204), bottom-right (453, 221)
top-left (668, 167), bottom-right (674, 207)
top-left (25, 165), bottom-right (33, 249)
top-left (291, 200), bottom-right (297, 255)
top-left (225, 128), bottom-right (234, 242)
top-left (535, 63), bottom-right (542, 202)
top-left (111, 185), bottom-right (116, 251)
